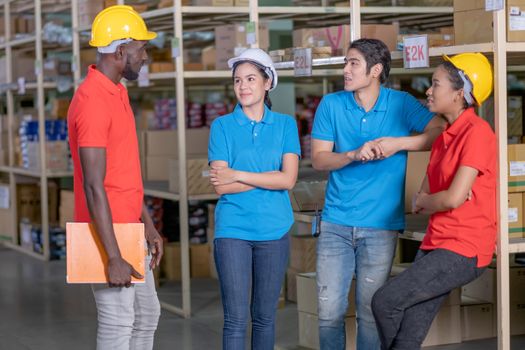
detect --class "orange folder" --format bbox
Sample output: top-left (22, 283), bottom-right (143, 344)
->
top-left (66, 222), bottom-right (146, 284)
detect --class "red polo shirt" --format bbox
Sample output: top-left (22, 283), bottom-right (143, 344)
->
top-left (420, 108), bottom-right (496, 267)
top-left (67, 65), bottom-right (143, 223)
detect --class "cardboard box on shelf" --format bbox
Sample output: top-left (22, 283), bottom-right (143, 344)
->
top-left (145, 128), bottom-right (210, 157)
top-left (508, 96), bottom-right (523, 137)
top-left (509, 192), bottom-right (525, 238)
top-left (290, 235), bottom-right (317, 272)
top-left (59, 190), bottom-right (74, 229)
top-left (461, 296), bottom-right (495, 341)
top-left (193, 0), bottom-right (234, 5)
top-left (298, 312), bottom-right (356, 350)
top-left (0, 17), bottom-right (16, 39)
top-left (405, 151), bottom-right (430, 213)
top-left (169, 158), bottom-right (214, 195)
top-left (149, 62), bottom-right (175, 73)
top-left (510, 301), bottom-right (525, 335)
top-left (454, 0), bottom-right (525, 44)
top-left (0, 54), bottom-right (36, 84)
top-left (463, 266), bottom-right (525, 303)
top-left (215, 23), bottom-right (269, 70)
top-left (162, 242), bottom-right (181, 281)
top-left (146, 155), bottom-right (171, 181)
top-left (508, 144), bottom-right (525, 192)
top-left (202, 46), bottom-right (216, 70)
top-left (17, 182), bottom-right (59, 225)
top-left (80, 49), bottom-right (98, 76)
top-left (0, 207), bottom-right (14, 242)
top-left (190, 243), bottom-right (210, 278)
top-left (234, 0), bottom-right (249, 5)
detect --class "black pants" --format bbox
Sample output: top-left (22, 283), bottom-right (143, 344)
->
top-left (371, 249), bottom-right (485, 350)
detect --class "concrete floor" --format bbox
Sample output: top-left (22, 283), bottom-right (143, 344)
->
top-left (1, 245), bottom-right (524, 350)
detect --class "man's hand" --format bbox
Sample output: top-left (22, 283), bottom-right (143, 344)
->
top-left (107, 256), bottom-right (144, 288)
top-left (210, 165), bottom-right (239, 186)
top-left (145, 225), bottom-right (163, 270)
top-left (372, 137), bottom-right (403, 159)
top-left (353, 141), bottom-right (382, 162)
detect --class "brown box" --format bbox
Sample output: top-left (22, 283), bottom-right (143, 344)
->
top-left (286, 267), bottom-right (300, 302)
top-left (462, 266), bottom-right (525, 303)
top-left (508, 96), bottom-right (523, 137)
top-left (193, 0), bottom-right (233, 5)
top-left (422, 305), bottom-right (462, 347)
top-left (80, 49), bottom-right (98, 75)
top-left (214, 23), bottom-right (270, 70)
top-left (0, 207), bottom-right (14, 242)
top-left (508, 192), bottom-right (525, 238)
top-left (461, 297), bottom-right (495, 341)
top-left (405, 151), bottom-right (430, 213)
top-left (50, 98), bottom-right (71, 119)
top-left (146, 155), bottom-right (172, 181)
top-left (149, 62), bottom-right (175, 73)
top-left (0, 17), bottom-right (16, 39)
top-left (202, 46), bottom-right (216, 70)
top-left (0, 54), bottom-right (36, 84)
top-left (289, 181), bottom-right (326, 212)
top-left (234, 0), bottom-right (249, 5)
top-left (190, 243), bottom-right (210, 278)
top-left (59, 190), bottom-right (74, 229)
top-left (290, 235), bottom-right (317, 272)
top-left (508, 144), bottom-right (525, 192)
top-left (292, 28), bottom-right (326, 48)
top-left (169, 158), bottom-right (214, 195)
top-left (162, 242), bottom-right (181, 281)
top-left (145, 128), bottom-right (210, 157)
top-left (17, 182), bottom-right (58, 225)
top-left (298, 312), bottom-right (356, 350)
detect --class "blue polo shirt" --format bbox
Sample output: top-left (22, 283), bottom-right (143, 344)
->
top-left (312, 87), bottom-right (434, 230)
top-left (209, 104), bottom-right (301, 241)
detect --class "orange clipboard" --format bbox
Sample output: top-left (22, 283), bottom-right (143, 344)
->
top-left (66, 222), bottom-right (146, 284)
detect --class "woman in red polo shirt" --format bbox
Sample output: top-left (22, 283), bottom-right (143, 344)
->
top-left (371, 52), bottom-right (496, 350)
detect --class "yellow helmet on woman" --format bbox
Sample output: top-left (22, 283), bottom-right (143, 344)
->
top-left (443, 53), bottom-right (493, 105)
top-left (89, 5), bottom-right (156, 47)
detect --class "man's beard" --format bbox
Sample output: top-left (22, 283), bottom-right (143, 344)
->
top-left (123, 59), bottom-right (140, 81)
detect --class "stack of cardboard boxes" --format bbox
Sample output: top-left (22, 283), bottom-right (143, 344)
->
top-left (508, 144), bottom-right (525, 238)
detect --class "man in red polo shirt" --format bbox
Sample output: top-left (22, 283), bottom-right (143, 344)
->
top-left (67, 6), bottom-right (162, 349)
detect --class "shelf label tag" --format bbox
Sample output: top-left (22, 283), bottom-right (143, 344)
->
top-left (171, 38), bottom-right (180, 58)
top-left (138, 65), bottom-right (150, 87)
top-left (246, 22), bottom-right (256, 45)
top-left (17, 77), bottom-right (26, 95)
top-left (403, 35), bottom-right (429, 69)
top-left (294, 48), bottom-right (312, 77)
top-left (486, 0), bottom-right (504, 11)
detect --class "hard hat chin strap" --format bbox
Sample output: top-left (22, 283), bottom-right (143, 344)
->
top-left (458, 70), bottom-right (474, 105)
top-left (98, 38), bottom-right (133, 54)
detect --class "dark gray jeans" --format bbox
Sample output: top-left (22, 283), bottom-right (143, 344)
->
top-left (371, 248), bottom-right (485, 350)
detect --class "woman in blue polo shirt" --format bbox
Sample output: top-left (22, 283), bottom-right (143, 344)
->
top-left (208, 48), bottom-right (301, 350)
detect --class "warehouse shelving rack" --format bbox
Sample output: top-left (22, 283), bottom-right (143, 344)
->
top-left (0, 0), bottom-right (73, 260)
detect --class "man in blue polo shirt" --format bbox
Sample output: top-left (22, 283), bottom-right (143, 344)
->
top-left (311, 39), bottom-right (445, 350)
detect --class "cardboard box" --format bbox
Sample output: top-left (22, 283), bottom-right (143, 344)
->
top-left (454, 0), bottom-right (525, 44)
top-left (190, 243), bottom-right (210, 278)
top-left (292, 28), bottom-right (326, 48)
top-left (145, 128), bottom-right (210, 157)
top-left (0, 17), bottom-right (16, 39)
top-left (510, 301), bottom-right (525, 335)
top-left (508, 144), bottom-right (525, 192)
top-left (202, 46), bottom-right (216, 70)
top-left (286, 266), bottom-right (300, 302)
top-left (162, 242), bottom-right (181, 281)
top-left (461, 296), bottom-right (495, 341)
top-left (0, 54), bottom-right (36, 84)
top-left (422, 305), bottom-right (462, 347)
top-left (290, 235), bottom-right (317, 272)
top-left (509, 192), bottom-right (525, 238)
top-left (80, 49), bottom-right (98, 76)
top-left (17, 182), bottom-right (59, 225)
top-left (0, 207), bottom-right (14, 242)
top-left (169, 158), bottom-right (214, 195)
top-left (297, 272), bottom-right (356, 316)
top-left (298, 312), bottom-right (356, 350)
top-left (405, 151), bottom-right (430, 213)
top-left (59, 190), bottom-right (74, 229)
top-left (194, 0), bottom-right (233, 5)
top-left (146, 155), bottom-right (172, 181)
top-left (234, 0), bottom-right (249, 5)
top-left (215, 23), bottom-right (269, 70)
top-left (462, 266), bottom-right (525, 303)
top-left (289, 181), bottom-right (326, 212)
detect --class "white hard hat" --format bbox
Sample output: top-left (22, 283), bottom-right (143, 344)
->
top-left (227, 48), bottom-right (278, 91)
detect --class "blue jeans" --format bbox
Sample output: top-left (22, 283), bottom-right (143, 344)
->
top-left (372, 249), bottom-right (484, 350)
top-left (316, 221), bottom-right (397, 350)
top-left (214, 233), bottom-right (289, 350)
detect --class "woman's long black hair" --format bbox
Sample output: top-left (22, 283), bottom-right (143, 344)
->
top-left (232, 61), bottom-right (272, 110)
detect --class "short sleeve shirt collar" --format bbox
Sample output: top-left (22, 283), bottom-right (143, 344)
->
top-left (87, 65), bottom-right (125, 96)
top-left (345, 86), bottom-right (388, 112)
top-left (232, 103), bottom-right (275, 125)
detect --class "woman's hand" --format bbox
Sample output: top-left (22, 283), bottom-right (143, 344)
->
top-left (210, 165), bottom-right (239, 186)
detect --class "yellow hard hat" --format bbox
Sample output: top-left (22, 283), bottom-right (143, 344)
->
top-left (89, 5), bottom-right (157, 47)
top-left (443, 53), bottom-right (493, 105)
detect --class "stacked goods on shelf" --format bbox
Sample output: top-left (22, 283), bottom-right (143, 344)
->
top-left (293, 23), bottom-right (399, 56)
top-left (145, 196), bottom-right (164, 234)
top-left (296, 96), bottom-right (321, 159)
top-left (397, 27), bottom-right (455, 50)
top-left (154, 99), bottom-right (224, 130)
top-left (18, 119), bottom-right (70, 172)
top-left (78, 0), bottom-right (105, 28)
top-left (204, 101), bottom-right (229, 126)
top-left (0, 53), bottom-right (36, 84)
top-left (215, 23), bottom-right (270, 70)
top-left (154, 98), bottom-right (178, 130)
top-left (454, 0), bottom-right (525, 44)
top-left (58, 189), bottom-right (74, 229)
top-left (187, 102), bottom-right (204, 128)
top-left (507, 144), bottom-right (525, 238)
top-left (188, 201), bottom-right (208, 244)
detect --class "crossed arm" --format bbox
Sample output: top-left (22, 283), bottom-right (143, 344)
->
top-left (209, 153), bottom-right (300, 195)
